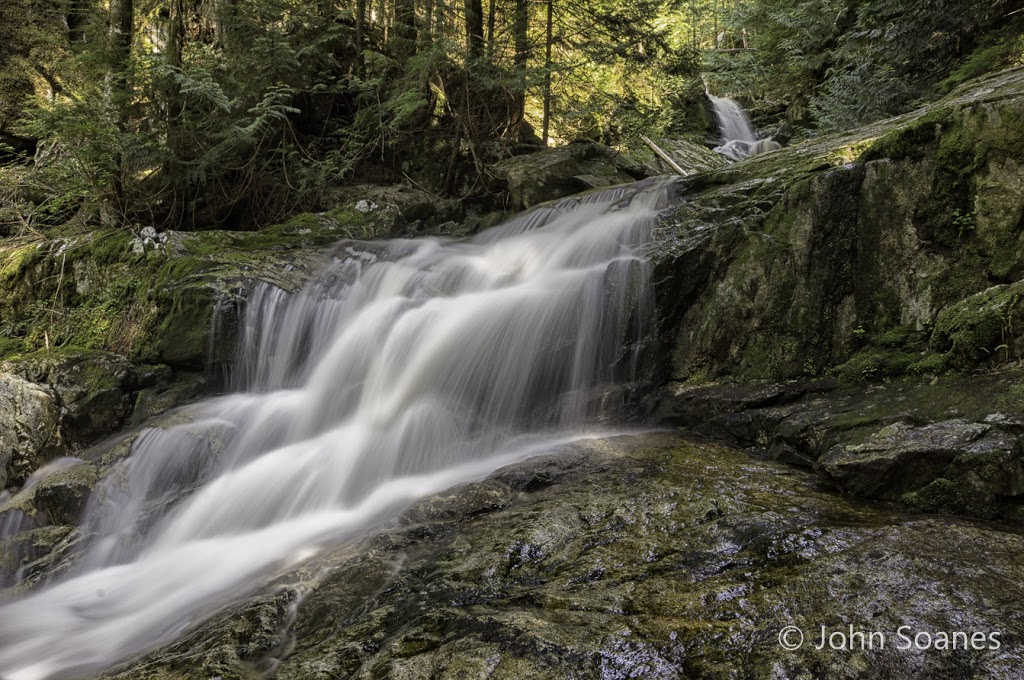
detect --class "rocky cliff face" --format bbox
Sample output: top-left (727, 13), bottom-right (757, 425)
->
top-left (653, 67), bottom-right (1024, 384)
top-left (647, 66), bottom-right (1024, 528)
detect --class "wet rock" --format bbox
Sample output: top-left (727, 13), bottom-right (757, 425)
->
top-left (0, 458), bottom-right (95, 586)
top-left (102, 433), bottom-right (1024, 679)
top-left (655, 379), bottom-right (838, 426)
top-left (0, 374), bottom-right (64, 489)
top-left (653, 68), bottom-right (1024, 384)
top-left (656, 370), bottom-right (1024, 521)
top-left (0, 525), bottom-right (77, 589)
top-left (31, 461), bottom-right (98, 526)
top-left (126, 371), bottom-right (205, 429)
top-left (493, 140), bottom-right (648, 211)
top-left (0, 351), bottom-right (192, 485)
top-left (818, 420), bottom-right (1024, 509)
top-left (640, 137), bottom-right (728, 176)
top-left (3, 350), bottom-right (137, 443)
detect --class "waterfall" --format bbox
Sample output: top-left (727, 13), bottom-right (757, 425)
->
top-left (709, 95), bottom-right (776, 161)
top-left (0, 179), bottom-right (673, 680)
top-left (709, 95), bottom-right (757, 145)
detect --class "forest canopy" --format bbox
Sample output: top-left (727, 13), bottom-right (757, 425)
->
top-left (0, 0), bottom-right (1021, 232)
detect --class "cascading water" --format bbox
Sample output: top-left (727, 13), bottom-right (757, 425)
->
top-left (0, 179), bottom-right (673, 680)
top-left (709, 94), bottom-right (777, 161)
top-left (710, 95), bottom-right (757, 146)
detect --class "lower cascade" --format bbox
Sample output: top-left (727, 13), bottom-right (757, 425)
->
top-left (0, 180), bottom-right (672, 680)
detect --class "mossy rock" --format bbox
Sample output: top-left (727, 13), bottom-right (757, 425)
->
top-left (654, 67), bottom-right (1024, 385)
top-left (101, 433), bottom-right (1024, 679)
top-left (492, 140), bottom-right (649, 211)
top-left (0, 372), bottom-right (63, 489)
top-left (930, 281), bottom-right (1024, 367)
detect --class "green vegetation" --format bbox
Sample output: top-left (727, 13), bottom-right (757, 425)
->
top-left (0, 0), bottom-right (1019, 235)
top-left (704, 0), bottom-right (1021, 131)
top-left (0, 0), bottom-right (716, 234)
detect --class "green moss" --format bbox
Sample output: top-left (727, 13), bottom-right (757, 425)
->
top-left (152, 288), bottom-right (215, 368)
top-left (901, 478), bottom-right (997, 519)
top-left (941, 23), bottom-right (1024, 93)
top-left (874, 326), bottom-right (924, 349)
top-left (78, 231), bottom-right (139, 266)
top-left (861, 108), bottom-right (952, 163)
top-left (832, 350), bottom-right (916, 383)
top-left (60, 277), bottom-right (158, 356)
top-left (0, 243), bottom-right (39, 284)
top-left (0, 335), bottom-right (25, 359)
top-left (930, 282), bottom-right (1024, 368)
top-left (907, 353), bottom-right (949, 375)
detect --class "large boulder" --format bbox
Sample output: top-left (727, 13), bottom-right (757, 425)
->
top-left (0, 374), bottom-right (63, 489)
top-left (819, 419), bottom-right (1024, 517)
top-left (0, 349), bottom-right (205, 491)
top-left (492, 140), bottom-right (649, 211)
top-left (655, 368), bottom-right (1024, 521)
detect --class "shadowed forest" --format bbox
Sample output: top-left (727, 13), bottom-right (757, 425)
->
top-left (1, 0), bottom-right (1020, 231)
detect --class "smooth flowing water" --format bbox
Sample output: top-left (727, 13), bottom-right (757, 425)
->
top-left (709, 95), bottom-right (764, 161)
top-left (0, 180), bottom-right (672, 679)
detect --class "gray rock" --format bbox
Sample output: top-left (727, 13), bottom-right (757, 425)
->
top-left (656, 370), bottom-right (1024, 520)
top-left (818, 419), bottom-right (1006, 498)
top-left (102, 434), bottom-right (1024, 680)
top-left (492, 140), bottom-right (648, 211)
top-left (0, 374), bottom-right (64, 489)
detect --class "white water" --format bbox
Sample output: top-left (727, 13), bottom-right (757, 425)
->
top-left (709, 95), bottom-right (766, 161)
top-left (0, 180), bottom-right (671, 679)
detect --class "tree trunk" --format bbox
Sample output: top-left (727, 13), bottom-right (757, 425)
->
top-left (376, 0), bottom-right (387, 42)
top-left (433, 0), bottom-right (446, 43)
top-left (356, 0), bottom-right (367, 70)
top-left (105, 0), bottom-right (134, 226)
top-left (108, 0), bottom-right (133, 73)
top-left (512, 0), bottom-right (529, 138)
top-left (212, 0), bottom-right (233, 49)
top-left (485, 0), bottom-right (496, 60)
top-left (165, 0), bottom-right (186, 227)
top-left (465, 0), bottom-right (483, 59)
top-left (541, 0), bottom-right (553, 145)
top-left (167, 0), bottom-right (184, 69)
top-left (420, 0), bottom-right (435, 46)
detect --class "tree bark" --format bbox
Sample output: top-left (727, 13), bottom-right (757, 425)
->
top-left (356, 0), bottom-right (367, 70)
top-left (376, 0), bottom-right (388, 42)
top-left (167, 0), bottom-right (184, 69)
top-left (512, 0), bottom-right (529, 137)
top-left (541, 0), bottom-right (552, 145)
top-left (465, 0), bottom-right (483, 59)
top-left (212, 0), bottom-right (233, 49)
top-left (485, 0), bottom-right (496, 60)
top-left (105, 0), bottom-right (134, 225)
top-left (420, 0), bottom-right (435, 46)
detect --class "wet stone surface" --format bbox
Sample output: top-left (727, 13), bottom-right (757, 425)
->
top-left (103, 433), bottom-right (1024, 679)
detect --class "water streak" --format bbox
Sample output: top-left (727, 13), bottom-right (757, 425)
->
top-left (0, 179), bottom-right (673, 679)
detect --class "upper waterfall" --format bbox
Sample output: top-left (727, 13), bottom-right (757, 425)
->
top-left (709, 94), bottom-right (757, 145)
top-left (709, 94), bottom-right (779, 161)
top-left (0, 179), bottom-right (674, 680)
